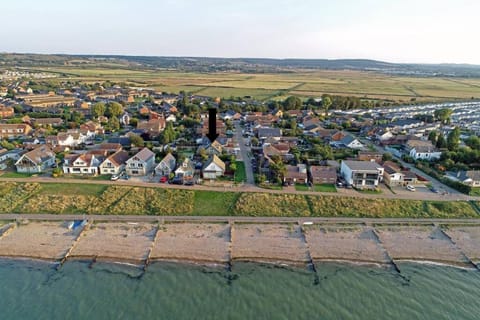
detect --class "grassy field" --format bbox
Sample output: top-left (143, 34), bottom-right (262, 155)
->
top-left (0, 182), bottom-right (478, 218)
top-left (234, 161), bottom-right (246, 183)
top-left (28, 66), bottom-right (480, 102)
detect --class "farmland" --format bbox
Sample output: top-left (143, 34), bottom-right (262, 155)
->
top-left (25, 66), bottom-right (480, 102)
top-left (1, 182), bottom-right (478, 218)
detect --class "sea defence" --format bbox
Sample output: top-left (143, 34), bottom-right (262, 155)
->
top-left (0, 220), bottom-right (480, 270)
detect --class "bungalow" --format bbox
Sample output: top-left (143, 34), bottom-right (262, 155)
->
top-left (63, 152), bottom-right (104, 175)
top-left (175, 158), bottom-right (195, 179)
top-left (331, 135), bottom-right (364, 149)
top-left (125, 147), bottom-right (156, 176)
top-left (202, 155), bottom-right (226, 180)
top-left (256, 127), bottom-right (282, 140)
top-left (284, 164), bottom-right (308, 185)
top-left (15, 145), bottom-right (55, 173)
top-left (445, 170), bottom-right (480, 187)
top-left (340, 160), bottom-right (384, 189)
top-left (310, 166), bottom-right (337, 185)
top-left (99, 150), bottom-right (129, 175)
top-left (155, 153), bottom-right (176, 176)
top-left (33, 118), bottom-right (63, 127)
top-left (406, 140), bottom-right (442, 161)
top-left (137, 118), bottom-right (166, 138)
top-left (357, 151), bottom-right (383, 163)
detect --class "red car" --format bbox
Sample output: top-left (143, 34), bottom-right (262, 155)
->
top-left (159, 176), bottom-right (168, 183)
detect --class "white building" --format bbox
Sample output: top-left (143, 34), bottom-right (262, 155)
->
top-left (340, 160), bottom-right (384, 189)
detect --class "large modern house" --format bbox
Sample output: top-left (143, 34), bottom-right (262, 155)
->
top-left (15, 145), bottom-right (55, 173)
top-left (125, 148), bottom-right (155, 176)
top-left (340, 160), bottom-right (384, 189)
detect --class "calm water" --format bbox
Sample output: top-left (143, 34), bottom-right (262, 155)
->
top-left (0, 259), bottom-right (479, 320)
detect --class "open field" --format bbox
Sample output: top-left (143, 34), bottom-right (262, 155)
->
top-left (0, 182), bottom-right (478, 218)
top-left (27, 67), bottom-right (480, 102)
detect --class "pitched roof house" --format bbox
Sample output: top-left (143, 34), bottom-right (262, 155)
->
top-left (99, 150), bottom-right (130, 175)
top-left (155, 153), bottom-right (177, 176)
top-left (125, 147), bottom-right (156, 176)
top-left (310, 166), bottom-right (337, 185)
top-left (202, 155), bottom-right (226, 180)
top-left (63, 152), bottom-right (105, 175)
top-left (284, 164), bottom-right (308, 184)
top-left (15, 145), bottom-right (55, 173)
top-left (175, 158), bottom-right (195, 179)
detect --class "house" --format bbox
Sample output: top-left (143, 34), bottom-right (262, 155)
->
top-left (406, 140), bottom-right (442, 161)
top-left (155, 153), bottom-right (176, 176)
top-left (357, 151), bottom-right (383, 163)
top-left (340, 160), bottom-right (384, 189)
top-left (57, 131), bottom-right (87, 147)
top-left (0, 124), bottom-right (32, 138)
top-left (284, 164), bottom-right (308, 185)
top-left (125, 147), bottom-right (156, 176)
top-left (175, 158), bottom-right (195, 179)
top-left (256, 127), bottom-right (282, 140)
top-left (207, 140), bottom-right (223, 155)
top-left (383, 161), bottom-right (418, 186)
top-left (15, 145), bottom-right (55, 173)
top-left (445, 171), bottom-right (480, 187)
top-left (99, 150), bottom-right (129, 175)
top-left (137, 118), bottom-right (166, 138)
top-left (310, 166), bottom-right (337, 185)
top-left (32, 118), bottom-right (63, 127)
top-left (0, 106), bottom-right (14, 118)
top-left (63, 152), bottom-right (105, 175)
top-left (95, 143), bottom-right (122, 154)
top-left (202, 155), bottom-right (226, 180)
top-left (331, 135), bottom-right (364, 149)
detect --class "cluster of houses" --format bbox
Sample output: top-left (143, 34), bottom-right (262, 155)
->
top-left (13, 143), bottom-right (228, 183)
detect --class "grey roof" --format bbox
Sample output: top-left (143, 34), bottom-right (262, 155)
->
top-left (257, 127), bottom-right (281, 138)
top-left (343, 160), bottom-right (383, 171)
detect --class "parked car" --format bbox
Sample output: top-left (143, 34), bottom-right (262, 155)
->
top-left (184, 180), bottom-right (195, 186)
top-left (430, 187), bottom-right (440, 193)
top-left (110, 174), bottom-right (119, 181)
top-left (170, 177), bottom-right (183, 185)
top-left (406, 185), bottom-right (416, 192)
top-left (159, 176), bottom-right (168, 183)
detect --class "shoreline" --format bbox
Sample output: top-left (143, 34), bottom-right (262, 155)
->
top-left (0, 220), bottom-right (479, 272)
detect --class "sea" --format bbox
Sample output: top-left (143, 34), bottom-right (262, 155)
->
top-left (1, 259), bottom-right (479, 320)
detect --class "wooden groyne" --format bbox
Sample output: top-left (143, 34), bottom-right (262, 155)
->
top-left (298, 222), bottom-right (319, 284)
top-left (57, 221), bottom-right (89, 269)
top-left (143, 225), bottom-right (160, 272)
top-left (370, 227), bottom-right (401, 274)
top-left (438, 227), bottom-right (480, 271)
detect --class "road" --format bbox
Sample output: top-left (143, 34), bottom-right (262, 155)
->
top-left (4, 213), bottom-right (480, 225)
top-left (234, 122), bottom-right (255, 185)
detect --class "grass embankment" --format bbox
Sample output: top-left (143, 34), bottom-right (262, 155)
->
top-left (0, 182), bottom-right (478, 218)
top-left (295, 184), bottom-right (337, 192)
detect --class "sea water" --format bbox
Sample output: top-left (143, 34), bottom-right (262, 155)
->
top-left (0, 259), bottom-right (479, 320)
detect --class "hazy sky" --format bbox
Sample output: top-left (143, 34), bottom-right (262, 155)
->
top-left (2, 0), bottom-right (479, 64)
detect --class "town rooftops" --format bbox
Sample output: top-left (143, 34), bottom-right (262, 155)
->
top-left (132, 147), bottom-right (155, 162)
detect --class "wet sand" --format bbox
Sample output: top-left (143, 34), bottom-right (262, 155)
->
top-left (375, 225), bottom-right (469, 266)
top-left (151, 223), bottom-right (230, 263)
top-left (0, 221), bottom-right (479, 268)
top-left (69, 222), bottom-right (156, 264)
top-left (231, 223), bottom-right (309, 263)
top-left (0, 221), bottom-right (81, 260)
top-left (304, 225), bottom-right (389, 264)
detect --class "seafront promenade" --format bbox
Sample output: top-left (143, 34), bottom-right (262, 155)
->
top-left (1, 218), bottom-right (479, 273)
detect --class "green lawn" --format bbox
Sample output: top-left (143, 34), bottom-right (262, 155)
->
top-left (295, 184), bottom-right (310, 191)
top-left (193, 191), bottom-right (240, 215)
top-left (314, 184), bottom-right (337, 192)
top-left (470, 188), bottom-right (480, 196)
top-left (1, 172), bottom-right (38, 178)
top-left (38, 183), bottom-right (107, 196)
top-left (234, 161), bottom-right (246, 183)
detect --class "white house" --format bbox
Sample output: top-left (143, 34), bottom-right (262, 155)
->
top-left (15, 145), bottom-right (55, 173)
top-left (99, 150), bottom-right (129, 175)
top-left (175, 158), bottom-right (195, 178)
top-left (63, 153), bottom-right (104, 175)
top-left (331, 135), bottom-right (364, 149)
top-left (155, 153), bottom-right (176, 176)
top-left (406, 140), bottom-right (442, 161)
top-left (125, 147), bottom-right (156, 176)
top-left (340, 160), bottom-right (384, 189)
top-left (202, 155), bottom-right (226, 179)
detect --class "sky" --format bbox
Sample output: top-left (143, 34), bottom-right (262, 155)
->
top-left (1, 0), bottom-right (479, 64)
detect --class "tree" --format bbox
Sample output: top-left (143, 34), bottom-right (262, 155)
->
top-left (105, 102), bottom-right (123, 118)
top-left (465, 135), bottom-right (480, 150)
top-left (269, 155), bottom-right (286, 184)
top-left (434, 108), bottom-right (453, 124)
top-left (447, 127), bottom-right (460, 151)
top-left (130, 134), bottom-right (144, 147)
top-left (322, 96), bottom-right (332, 117)
top-left (160, 121), bottom-right (176, 144)
top-left (108, 116), bottom-right (120, 131)
top-left (382, 152), bottom-right (393, 162)
top-left (436, 133), bottom-right (447, 149)
top-left (229, 162), bottom-right (237, 173)
top-left (92, 102), bottom-right (106, 118)
top-left (428, 130), bottom-right (437, 145)
top-left (282, 96), bottom-right (302, 111)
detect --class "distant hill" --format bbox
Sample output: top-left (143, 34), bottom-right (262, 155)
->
top-left (1, 53), bottom-right (480, 77)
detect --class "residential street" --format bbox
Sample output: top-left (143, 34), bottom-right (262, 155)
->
top-left (234, 122), bottom-right (255, 185)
